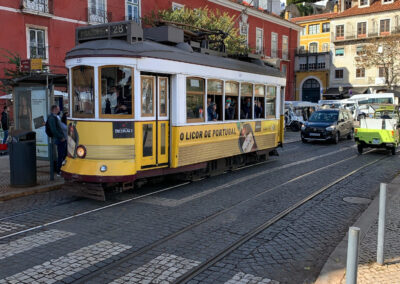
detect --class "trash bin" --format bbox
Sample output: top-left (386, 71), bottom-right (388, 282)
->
top-left (8, 130), bottom-right (37, 187)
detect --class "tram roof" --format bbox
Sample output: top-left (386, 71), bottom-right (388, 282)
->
top-left (66, 39), bottom-right (284, 78)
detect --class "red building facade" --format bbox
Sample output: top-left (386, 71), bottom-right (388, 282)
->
top-left (0, 0), bottom-right (300, 100)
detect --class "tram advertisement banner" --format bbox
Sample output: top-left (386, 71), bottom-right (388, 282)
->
top-left (14, 87), bottom-right (49, 158)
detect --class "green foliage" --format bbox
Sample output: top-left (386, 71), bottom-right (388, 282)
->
top-left (143, 7), bottom-right (250, 55)
top-left (296, 4), bottom-right (314, 16)
top-left (0, 49), bottom-right (24, 94)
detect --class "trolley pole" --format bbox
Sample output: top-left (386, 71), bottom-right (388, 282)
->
top-left (377, 183), bottom-right (387, 265)
top-left (346, 226), bottom-right (360, 284)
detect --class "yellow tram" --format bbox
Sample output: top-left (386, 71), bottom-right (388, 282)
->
top-left (61, 21), bottom-right (286, 199)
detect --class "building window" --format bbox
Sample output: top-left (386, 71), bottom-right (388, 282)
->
top-left (335, 69), bottom-right (344, 79)
top-left (356, 68), bottom-right (365, 78)
top-left (379, 67), bottom-right (387, 77)
top-left (186, 78), bottom-right (205, 122)
top-left (23, 0), bottom-right (49, 13)
top-left (172, 2), bottom-right (184, 10)
top-left (256, 28), bottom-right (263, 54)
top-left (309, 42), bottom-right (318, 53)
top-left (380, 19), bottom-right (390, 34)
top-left (89, 0), bottom-right (107, 23)
top-left (29, 28), bottom-right (46, 59)
top-left (308, 63), bottom-right (317, 70)
top-left (322, 23), bottom-right (330, 33)
top-left (299, 64), bottom-right (307, 70)
top-left (357, 22), bottom-right (367, 37)
top-left (281, 64), bottom-right (287, 76)
top-left (308, 24), bottom-right (319, 35)
top-left (271, 32), bottom-right (278, 58)
top-left (282, 36), bottom-right (288, 60)
top-left (382, 0), bottom-right (393, 4)
top-left (126, 0), bottom-right (140, 23)
top-left (298, 45), bottom-right (305, 53)
top-left (359, 0), bottom-right (369, 6)
top-left (301, 26), bottom-right (306, 36)
top-left (356, 45), bottom-right (365, 55)
top-left (336, 25), bottom-right (344, 38)
top-left (240, 23), bottom-right (249, 45)
top-left (335, 48), bottom-right (344, 56)
top-left (322, 43), bottom-right (329, 52)
top-left (317, 62), bottom-right (326, 69)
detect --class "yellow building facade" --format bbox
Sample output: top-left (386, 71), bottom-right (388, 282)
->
top-left (291, 12), bottom-right (335, 102)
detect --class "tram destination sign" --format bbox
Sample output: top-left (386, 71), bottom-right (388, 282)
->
top-left (76, 21), bottom-right (135, 44)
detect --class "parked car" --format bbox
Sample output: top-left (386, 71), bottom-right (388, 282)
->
top-left (301, 109), bottom-right (354, 144)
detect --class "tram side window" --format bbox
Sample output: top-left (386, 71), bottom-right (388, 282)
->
top-left (254, 85), bottom-right (265, 119)
top-left (141, 76), bottom-right (155, 117)
top-left (159, 77), bottom-right (168, 117)
top-left (240, 83), bottom-right (253, 119)
top-left (267, 86), bottom-right (277, 118)
top-left (207, 80), bottom-right (223, 122)
top-left (72, 66), bottom-right (95, 118)
top-left (186, 78), bottom-right (205, 123)
top-left (225, 82), bottom-right (239, 120)
top-left (100, 66), bottom-right (133, 116)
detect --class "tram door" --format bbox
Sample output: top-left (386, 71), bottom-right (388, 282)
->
top-left (141, 75), bottom-right (169, 168)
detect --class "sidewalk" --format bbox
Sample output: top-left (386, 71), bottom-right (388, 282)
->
top-left (0, 155), bottom-right (64, 201)
top-left (316, 174), bottom-right (400, 284)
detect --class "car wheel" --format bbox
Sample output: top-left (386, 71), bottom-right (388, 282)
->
top-left (301, 134), bottom-right (307, 143)
top-left (347, 129), bottom-right (354, 140)
top-left (333, 132), bottom-right (340, 144)
top-left (357, 144), bottom-right (363, 154)
top-left (391, 147), bottom-right (396, 155)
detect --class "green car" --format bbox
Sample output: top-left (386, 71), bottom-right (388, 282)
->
top-left (354, 105), bottom-right (399, 155)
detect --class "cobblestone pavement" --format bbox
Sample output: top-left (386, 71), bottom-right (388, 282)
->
top-left (337, 180), bottom-right (400, 284)
top-left (0, 140), bottom-right (399, 284)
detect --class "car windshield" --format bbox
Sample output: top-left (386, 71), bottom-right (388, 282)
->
top-left (308, 111), bottom-right (338, 122)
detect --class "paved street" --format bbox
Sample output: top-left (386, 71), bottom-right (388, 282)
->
top-left (0, 138), bottom-right (399, 283)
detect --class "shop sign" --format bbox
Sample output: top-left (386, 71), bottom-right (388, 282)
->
top-left (31, 59), bottom-right (42, 71)
top-left (20, 59), bottom-right (30, 72)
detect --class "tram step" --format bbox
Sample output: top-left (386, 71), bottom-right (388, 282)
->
top-left (65, 182), bottom-right (106, 201)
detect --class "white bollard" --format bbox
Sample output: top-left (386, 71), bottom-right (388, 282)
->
top-left (377, 183), bottom-right (387, 265)
top-left (346, 226), bottom-right (360, 284)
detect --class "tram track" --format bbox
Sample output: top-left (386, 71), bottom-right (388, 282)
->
top-left (73, 148), bottom-right (384, 283)
top-left (0, 143), bottom-right (355, 241)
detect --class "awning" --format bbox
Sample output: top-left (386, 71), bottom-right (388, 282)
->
top-left (0, 94), bottom-right (12, 100)
top-left (348, 87), bottom-right (368, 95)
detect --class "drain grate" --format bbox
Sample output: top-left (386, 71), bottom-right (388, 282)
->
top-left (343, 197), bottom-right (371, 204)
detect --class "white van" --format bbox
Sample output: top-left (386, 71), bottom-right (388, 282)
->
top-left (348, 93), bottom-right (397, 118)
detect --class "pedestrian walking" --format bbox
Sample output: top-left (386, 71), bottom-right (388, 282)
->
top-left (46, 105), bottom-right (66, 175)
top-left (1, 106), bottom-right (10, 144)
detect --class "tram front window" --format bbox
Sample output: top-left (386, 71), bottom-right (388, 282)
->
top-left (186, 78), bottom-right (205, 122)
top-left (100, 66), bottom-right (133, 116)
top-left (72, 66), bottom-right (95, 118)
top-left (267, 86), bottom-right (277, 118)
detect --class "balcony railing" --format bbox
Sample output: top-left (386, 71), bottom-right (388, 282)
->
top-left (332, 27), bottom-right (400, 42)
top-left (88, 8), bottom-right (111, 24)
top-left (21, 0), bottom-right (52, 14)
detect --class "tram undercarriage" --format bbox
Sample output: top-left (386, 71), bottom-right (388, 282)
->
top-left (63, 149), bottom-right (274, 201)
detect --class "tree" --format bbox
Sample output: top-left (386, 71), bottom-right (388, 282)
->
top-left (143, 7), bottom-right (249, 55)
top-left (356, 35), bottom-right (400, 90)
top-left (0, 49), bottom-right (24, 94)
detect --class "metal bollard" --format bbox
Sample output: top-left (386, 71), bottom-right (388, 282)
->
top-left (377, 183), bottom-right (387, 265)
top-left (346, 226), bottom-right (360, 284)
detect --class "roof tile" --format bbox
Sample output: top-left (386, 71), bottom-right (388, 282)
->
top-left (334, 0), bottom-right (400, 18)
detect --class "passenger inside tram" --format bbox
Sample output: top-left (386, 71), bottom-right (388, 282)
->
top-left (207, 102), bottom-right (218, 121)
top-left (241, 97), bottom-right (252, 119)
top-left (254, 99), bottom-right (263, 118)
top-left (225, 97), bottom-right (235, 120)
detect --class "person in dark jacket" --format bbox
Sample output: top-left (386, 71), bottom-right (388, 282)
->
top-left (47, 105), bottom-right (66, 175)
top-left (1, 106), bottom-right (10, 144)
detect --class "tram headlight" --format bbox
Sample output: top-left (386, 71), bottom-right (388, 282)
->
top-left (100, 165), bottom-right (107, 172)
top-left (76, 145), bottom-right (87, 159)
